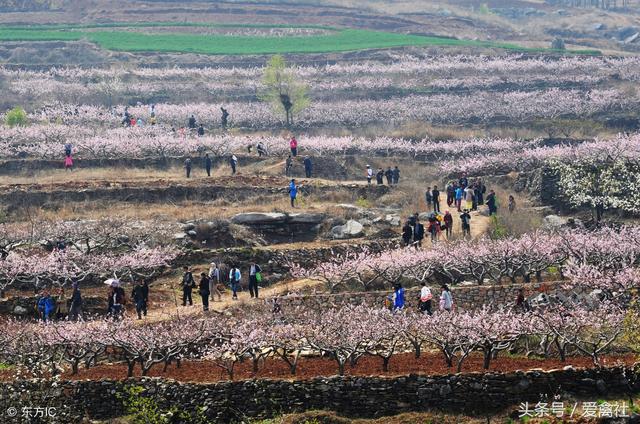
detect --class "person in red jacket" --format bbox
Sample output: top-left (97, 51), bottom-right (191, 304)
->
top-left (443, 210), bottom-right (453, 239)
top-left (290, 136), bottom-right (298, 157)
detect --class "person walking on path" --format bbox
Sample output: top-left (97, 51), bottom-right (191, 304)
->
top-left (376, 168), bottom-right (384, 185)
top-left (425, 187), bottom-right (432, 208)
top-left (180, 266), bottom-right (196, 306)
top-left (257, 139), bottom-right (267, 157)
top-left (487, 190), bottom-right (498, 215)
top-left (288, 179), bottom-right (299, 207)
top-left (184, 158), bottom-right (192, 178)
top-left (64, 154), bottom-right (74, 171)
top-left (385, 167), bottom-right (393, 185)
top-left (131, 280), bottom-right (147, 319)
top-left (508, 195), bottom-right (516, 213)
top-left (443, 210), bottom-right (453, 239)
top-left (460, 209), bottom-right (471, 239)
top-left (432, 185), bottom-right (441, 212)
top-left (464, 185), bottom-right (474, 211)
top-left (208, 262), bottom-right (223, 302)
top-left (392, 166), bottom-right (400, 185)
top-left (439, 284), bottom-right (453, 312)
top-left (68, 282), bottom-right (83, 321)
top-left (285, 155), bottom-right (293, 177)
top-left (221, 107), bottom-right (229, 130)
top-left (455, 185), bottom-right (464, 212)
top-left (402, 220), bottom-right (413, 246)
top-left (198, 273), bottom-right (211, 312)
top-left (204, 153), bottom-right (212, 177)
top-left (228, 266), bottom-right (241, 300)
top-left (419, 282), bottom-right (433, 315)
top-left (428, 215), bottom-right (440, 244)
top-left (366, 165), bottom-right (373, 185)
top-left (446, 182), bottom-right (456, 207)
top-left (290, 136), bottom-right (298, 157)
top-left (303, 156), bottom-right (312, 178)
top-left (108, 282), bottom-right (125, 321)
top-left (229, 154), bottom-right (238, 175)
top-left (248, 263), bottom-right (262, 298)
top-left (413, 217), bottom-right (425, 249)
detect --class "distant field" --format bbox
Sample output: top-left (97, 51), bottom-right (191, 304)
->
top-left (0, 23), bottom-right (601, 55)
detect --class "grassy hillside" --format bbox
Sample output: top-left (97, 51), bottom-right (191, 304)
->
top-left (0, 23), bottom-right (601, 55)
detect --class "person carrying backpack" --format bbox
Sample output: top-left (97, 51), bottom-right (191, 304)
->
top-left (248, 263), bottom-right (262, 298)
top-left (228, 266), bottom-right (242, 300)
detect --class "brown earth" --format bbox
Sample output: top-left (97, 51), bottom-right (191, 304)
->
top-left (49, 352), bottom-right (638, 383)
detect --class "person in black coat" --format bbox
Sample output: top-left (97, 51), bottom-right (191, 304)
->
top-left (68, 282), bottom-right (83, 321)
top-left (131, 280), bottom-right (147, 319)
top-left (402, 221), bottom-right (413, 246)
top-left (432, 186), bottom-right (441, 212)
top-left (204, 153), bottom-right (212, 177)
top-left (413, 218), bottom-right (425, 249)
top-left (376, 168), bottom-right (384, 185)
top-left (188, 115), bottom-right (196, 129)
top-left (303, 156), bottom-right (312, 178)
top-left (197, 124), bottom-right (205, 137)
top-left (181, 266), bottom-right (196, 306)
top-left (392, 166), bottom-right (400, 184)
top-left (384, 167), bottom-right (393, 185)
top-left (199, 273), bottom-right (211, 311)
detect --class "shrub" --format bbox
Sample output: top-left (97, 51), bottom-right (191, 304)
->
top-left (4, 106), bottom-right (27, 127)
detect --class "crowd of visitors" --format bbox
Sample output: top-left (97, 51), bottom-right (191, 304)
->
top-left (36, 283), bottom-right (84, 322)
top-left (386, 282), bottom-right (454, 314)
top-left (368, 165), bottom-right (400, 185)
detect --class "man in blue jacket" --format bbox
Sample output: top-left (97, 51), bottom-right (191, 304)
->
top-left (37, 290), bottom-right (56, 322)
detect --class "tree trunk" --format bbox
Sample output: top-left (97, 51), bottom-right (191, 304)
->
top-left (382, 356), bottom-right (390, 372)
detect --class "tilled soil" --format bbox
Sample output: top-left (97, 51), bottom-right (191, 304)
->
top-left (55, 352), bottom-right (637, 382)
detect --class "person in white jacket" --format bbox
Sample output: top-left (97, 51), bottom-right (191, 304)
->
top-left (366, 165), bottom-right (373, 185)
top-left (440, 284), bottom-right (453, 312)
top-left (208, 262), bottom-right (222, 302)
top-left (419, 282), bottom-right (433, 315)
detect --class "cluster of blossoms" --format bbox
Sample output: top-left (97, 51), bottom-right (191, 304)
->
top-left (4, 54), bottom-right (640, 101)
top-left (0, 246), bottom-right (178, 292)
top-left (0, 124), bottom-right (542, 160)
top-left (293, 227), bottom-right (640, 292)
top-left (0, 301), bottom-right (630, 380)
top-left (18, 87), bottom-right (627, 128)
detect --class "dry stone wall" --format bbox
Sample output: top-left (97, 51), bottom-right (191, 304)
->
top-left (0, 366), bottom-right (637, 423)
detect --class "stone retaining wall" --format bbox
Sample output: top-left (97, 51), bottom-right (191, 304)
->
top-left (0, 366), bottom-right (637, 423)
top-left (274, 281), bottom-right (573, 311)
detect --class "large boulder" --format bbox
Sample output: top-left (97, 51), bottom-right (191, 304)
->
top-left (543, 214), bottom-right (567, 229)
top-left (330, 219), bottom-right (364, 239)
top-left (385, 214), bottom-right (401, 226)
top-left (288, 213), bottom-right (325, 224)
top-left (231, 212), bottom-right (287, 225)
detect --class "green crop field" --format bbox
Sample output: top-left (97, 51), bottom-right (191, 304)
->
top-left (0, 23), bottom-right (601, 55)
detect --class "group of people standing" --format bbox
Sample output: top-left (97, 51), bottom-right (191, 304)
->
top-left (387, 282), bottom-right (453, 314)
top-left (36, 283), bottom-right (83, 322)
top-left (367, 165), bottom-right (400, 185)
top-left (180, 262), bottom-right (264, 311)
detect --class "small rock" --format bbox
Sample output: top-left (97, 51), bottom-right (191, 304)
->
top-left (12, 305), bottom-right (29, 315)
top-left (183, 223), bottom-right (196, 232)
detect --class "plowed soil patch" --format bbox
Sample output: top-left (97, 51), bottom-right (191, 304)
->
top-left (53, 352), bottom-right (637, 382)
